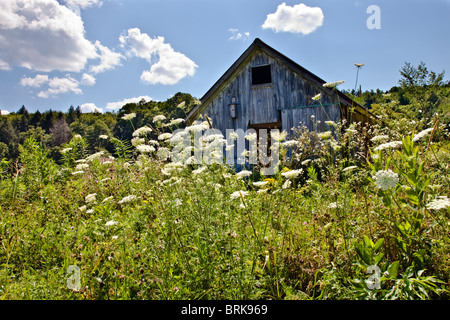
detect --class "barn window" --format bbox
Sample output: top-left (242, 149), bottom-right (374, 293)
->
top-left (251, 65), bottom-right (272, 86)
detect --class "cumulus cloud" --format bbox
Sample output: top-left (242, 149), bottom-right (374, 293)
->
top-left (64, 0), bottom-right (103, 9)
top-left (81, 73), bottom-right (96, 86)
top-left (106, 95), bottom-right (153, 110)
top-left (228, 28), bottom-right (250, 41)
top-left (20, 74), bottom-right (49, 87)
top-left (21, 74), bottom-right (82, 98)
top-left (262, 3), bottom-right (324, 35)
top-left (119, 28), bottom-right (197, 85)
top-left (89, 41), bottom-right (123, 74)
top-left (0, 0), bottom-right (97, 72)
top-left (80, 102), bottom-right (102, 113)
top-left (1, 110), bottom-right (10, 115)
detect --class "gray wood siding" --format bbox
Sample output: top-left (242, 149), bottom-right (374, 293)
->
top-left (200, 50), bottom-right (342, 136)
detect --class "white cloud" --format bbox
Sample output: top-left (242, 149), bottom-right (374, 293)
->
top-left (89, 40), bottom-right (123, 74)
top-left (106, 95), bottom-right (153, 110)
top-left (119, 28), bottom-right (197, 85)
top-left (0, 0), bottom-right (97, 72)
top-left (1, 110), bottom-right (10, 115)
top-left (228, 28), bottom-right (250, 41)
top-left (262, 3), bottom-right (324, 35)
top-left (20, 74), bottom-right (49, 87)
top-left (35, 75), bottom-right (82, 99)
top-left (64, 0), bottom-right (103, 9)
top-left (80, 102), bottom-right (102, 113)
top-left (81, 73), bottom-right (96, 86)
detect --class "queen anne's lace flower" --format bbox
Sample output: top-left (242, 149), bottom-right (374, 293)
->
top-left (374, 141), bottom-right (403, 151)
top-left (121, 113), bottom-right (136, 120)
top-left (281, 169), bottom-right (303, 179)
top-left (236, 170), bottom-right (252, 179)
top-left (153, 115), bottom-right (166, 122)
top-left (426, 196), bottom-right (450, 211)
top-left (413, 128), bottom-right (433, 142)
top-left (133, 126), bottom-right (152, 137)
top-left (118, 195), bottom-right (137, 204)
top-left (372, 169), bottom-right (399, 190)
top-left (230, 190), bottom-right (249, 200)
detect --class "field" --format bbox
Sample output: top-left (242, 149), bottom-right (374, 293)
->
top-left (1, 105), bottom-right (449, 300)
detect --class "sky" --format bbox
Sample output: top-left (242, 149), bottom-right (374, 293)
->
top-left (0, 0), bottom-right (449, 114)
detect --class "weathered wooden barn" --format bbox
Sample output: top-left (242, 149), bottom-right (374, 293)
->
top-left (186, 38), bottom-right (375, 133)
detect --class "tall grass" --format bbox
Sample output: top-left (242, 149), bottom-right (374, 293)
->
top-left (0, 114), bottom-right (448, 300)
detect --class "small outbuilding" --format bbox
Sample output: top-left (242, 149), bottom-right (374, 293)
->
top-left (185, 38), bottom-right (376, 168)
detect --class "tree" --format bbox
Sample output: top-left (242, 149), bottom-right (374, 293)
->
top-left (50, 118), bottom-right (71, 146)
top-left (399, 61), bottom-right (445, 88)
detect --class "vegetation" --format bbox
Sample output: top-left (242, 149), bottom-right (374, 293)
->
top-left (0, 63), bottom-right (449, 299)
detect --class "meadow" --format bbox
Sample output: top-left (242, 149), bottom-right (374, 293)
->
top-left (1, 106), bottom-right (449, 300)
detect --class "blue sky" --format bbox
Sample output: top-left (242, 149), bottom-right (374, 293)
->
top-left (1, 0), bottom-right (449, 114)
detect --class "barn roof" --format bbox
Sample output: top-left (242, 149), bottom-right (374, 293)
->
top-left (186, 38), bottom-right (376, 124)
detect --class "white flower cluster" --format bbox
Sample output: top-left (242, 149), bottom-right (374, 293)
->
top-left (372, 169), bottom-right (399, 191)
top-left (230, 190), bottom-right (249, 200)
top-left (281, 169), bottom-right (303, 179)
top-left (133, 126), bottom-right (152, 137)
top-left (426, 196), bottom-right (450, 211)
top-left (121, 113), bottom-right (136, 121)
top-left (118, 195), bottom-right (137, 204)
top-left (413, 128), bottom-right (433, 142)
top-left (374, 141), bottom-right (403, 151)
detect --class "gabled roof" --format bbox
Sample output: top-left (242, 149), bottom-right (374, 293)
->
top-left (186, 38), bottom-right (376, 124)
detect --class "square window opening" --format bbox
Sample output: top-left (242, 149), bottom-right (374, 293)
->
top-left (251, 65), bottom-right (272, 86)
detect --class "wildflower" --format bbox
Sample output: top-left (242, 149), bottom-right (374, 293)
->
top-left (79, 205), bottom-right (86, 212)
top-left (102, 196), bottom-right (114, 203)
top-left (133, 126), bottom-right (152, 137)
top-left (170, 118), bottom-right (184, 126)
top-left (301, 159), bottom-right (311, 166)
top-left (323, 80), bottom-right (345, 88)
top-left (282, 179), bottom-right (292, 189)
top-left (229, 132), bottom-right (239, 140)
top-left (372, 169), bottom-right (399, 191)
top-left (426, 196), bottom-right (450, 211)
top-left (158, 132), bottom-right (173, 140)
top-left (156, 147), bottom-right (170, 161)
top-left (413, 128), bottom-right (433, 142)
top-left (236, 170), bottom-right (252, 179)
top-left (245, 132), bottom-right (257, 141)
top-left (270, 130), bottom-right (288, 142)
top-left (173, 198), bottom-right (183, 207)
top-left (342, 165), bottom-right (358, 172)
top-left (230, 190), bottom-right (249, 200)
top-left (328, 202), bottom-right (337, 209)
top-left (86, 151), bottom-right (105, 162)
top-left (73, 134), bottom-right (82, 140)
top-left (253, 181), bottom-right (269, 188)
top-left (131, 137), bottom-right (144, 146)
top-left (153, 114), bottom-right (166, 123)
top-left (118, 195), bottom-right (137, 204)
top-left (86, 209), bottom-right (94, 214)
top-left (282, 140), bottom-right (298, 148)
top-left (318, 131), bottom-right (332, 140)
top-left (85, 193), bottom-right (97, 204)
top-left (72, 171), bottom-right (84, 175)
top-left (325, 120), bottom-right (336, 126)
top-left (105, 220), bottom-right (118, 227)
top-left (312, 93), bottom-right (322, 101)
top-left (75, 163), bottom-right (89, 171)
top-left (99, 135), bottom-right (108, 139)
top-left (61, 147), bottom-right (72, 154)
top-left (185, 124), bottom-right (208, 132)
top-left (374, 141), bottom-right (402, 151)
top-left (281, 169), bottom-right (303, 179)
top-left (136, 144), bottom-right (155, 153)
top-left (121, 113), bottom-right (136, 121)
top-left (370, 135), bottom-right (389, 142)
top-left (257, 189), bottom-right (269, 195)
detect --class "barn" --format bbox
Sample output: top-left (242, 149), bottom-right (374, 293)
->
top-left (185, 38), bottom-right (376, 169)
